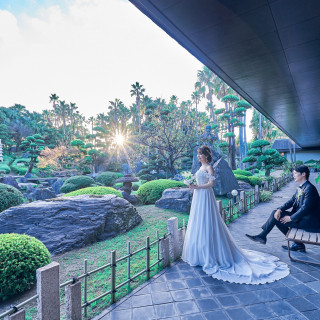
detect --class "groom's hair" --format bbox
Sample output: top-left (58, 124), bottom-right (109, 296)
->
top-left (294, 165), bottom-right (310, 180)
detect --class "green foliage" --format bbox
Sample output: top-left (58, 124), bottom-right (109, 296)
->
top-left (132, 183), bottom-right (139, 191)
top-left (114, 182), bottom-right (123, 188)
top-left (219, 142), bottom-right (229, 148)
top-left (263, 148), bottom-right (277, 156)
top-left (70, 139), bottom-right (85, 148)
top-left (222, 94), bottom-right (239, 102)
top-left (0, 183), bottom-right (24, 213)
top-left (0, 233), bottom-right (51, 301)
top-left (232, 170), bottom-right (253, 177)
top-left (139, 174), bottom-right (156, 181)
top-left (214, 108), bottom-right (225, 115)
top-left (3, 155), bottom-right (14, 166)
top-left (251, 139), bottom-right (270, 149)
top-left (242, 156), bottom-right (257, 163)
top-left (223, 132), bottom-right (235, 138)
top-left (247, 176), bottom-right (262, 186)
top-left (236, 100), bottom-right (251, 108)
top-left (136, 179), bottom-right (185, 204)
top-left (259, 190), bottom-right (273, 202)
top-left (64, 186), bottom-right (122, 198)
top-left (96, 172), bottom-right (118, 186)
top-left (0, 164), bottom-right (10, 173)
top-left (247, 148), bottom-right (260, 156)
top-left (234, 174), bottom-right (250, 184)
top-left (255, 169), bottom-right (259, 173)
top-left (60, 175), bottom-right (95, 193)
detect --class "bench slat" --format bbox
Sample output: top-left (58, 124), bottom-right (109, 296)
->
top-left (302, 230), bottom-right (310, 242)
top-left (309, 233), bottom-right (317, 243)
top-left (295, 229), bottom-right (304, 241)
top-left (287, 228), bottom-right (297, 240)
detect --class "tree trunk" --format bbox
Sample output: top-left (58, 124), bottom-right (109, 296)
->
top-left (258, 113), bottom-right (262, 140)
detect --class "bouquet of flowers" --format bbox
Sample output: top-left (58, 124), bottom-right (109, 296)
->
top-left (181, 171), bottom-right (196, 186)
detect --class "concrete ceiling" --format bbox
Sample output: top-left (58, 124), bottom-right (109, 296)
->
top-left (129, 0), bottom-right (320, 149)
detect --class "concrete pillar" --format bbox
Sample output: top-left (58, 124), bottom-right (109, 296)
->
top-left (66, 281), bottom-right (82, 320)
top-left (9, 309), bottom-right (25, 320)
top-left (254, 185), bottom-right (260, 204)
top-left (160, 237), bottom-right (170, 268)
top-left (178, 228), bottom-right (185, 254)
top-left (37, 262), bottom-right (60, 320)
top-left (167, 217), bottom-right (179, 261)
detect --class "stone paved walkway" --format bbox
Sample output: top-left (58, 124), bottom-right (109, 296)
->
top-left (94, 173), bottom-right (320, 320)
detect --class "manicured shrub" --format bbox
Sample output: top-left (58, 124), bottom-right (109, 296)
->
top-left (0, 164), bottom-right (10, 173)
top-left (247, 176), bottom-right (262, 186)
top-left (3, 155), bottom-right (14, 166)
top-left (60, 175), bottom-right (95, 193)
top-left (233, 170), bottom-right (253, 177)
top-left (132, 183), bottom-right (139, 191)
top-left (139, 174), bottom-right (155, 181)
top-left (111, 172), bottom-right (123, 178)
top-left (137, 179), bottom-right (185, 204)
top-left (259, 190), bottom-right (273, 202)
top-left (64, 186), bottom-right (122, 198)
top-left (137, 168), bottom-right (150, 177)
top-left (254, 169), bottom-right (259, 173)
top-left (114, 182), bottom-right (123, 189)
top-left (96, 172), bottom-right (118, 186)
top-left (0, 234), bottom-right (51, 301)
top-left (0, 183), bottom-right (24, 213)
top-left (234, 174), bottom-right (250, 184)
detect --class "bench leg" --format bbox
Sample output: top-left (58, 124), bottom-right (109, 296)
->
top-left (287, 240), bottom-right (320, 266)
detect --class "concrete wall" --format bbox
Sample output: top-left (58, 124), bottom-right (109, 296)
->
top-left (283, 150), bottom-right (320, 162)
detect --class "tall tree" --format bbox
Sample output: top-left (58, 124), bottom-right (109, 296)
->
top-left (130, 82), bottom-right (145, 132)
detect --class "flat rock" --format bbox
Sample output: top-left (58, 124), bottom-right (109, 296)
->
top-left (155, 188), bottom-right (192, 213)
top-left (0, 195), bottom-right (142, 255)
top-left (237, 181), bottom-right (253, 191)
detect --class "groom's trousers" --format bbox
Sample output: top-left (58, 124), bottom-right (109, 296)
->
top-left (260, 210), bottom-right (299, 238)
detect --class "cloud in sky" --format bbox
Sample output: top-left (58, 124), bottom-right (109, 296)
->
top-left (0, 0), bottom-right (207, 117)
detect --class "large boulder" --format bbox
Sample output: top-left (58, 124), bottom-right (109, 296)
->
top-left (155, 188), bottom-right (192, 213)
top-left (0, 195), bottom-right (142, 255)
top-left (29, 187), bottom-right (57, 201)
top-left (0, 176), bottom-right (20, 190)
top-left (191, 147), bottom-right (239, 196)
top-left (52, 178), bottom-right (64, 194)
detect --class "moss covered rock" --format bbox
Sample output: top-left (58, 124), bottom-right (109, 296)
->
top-left (60, 175), bottom-right (95, 193)
top-left (64, 186), bottom-right (122, 198)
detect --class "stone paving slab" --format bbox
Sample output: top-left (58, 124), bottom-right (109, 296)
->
top-left (94, 173), bottom-right (320, 320)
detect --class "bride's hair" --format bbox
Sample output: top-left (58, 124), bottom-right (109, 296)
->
top-left (197, 146), bottom-right (212, 163)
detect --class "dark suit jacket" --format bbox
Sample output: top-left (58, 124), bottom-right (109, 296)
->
top-left (279, 180), bottom-right (320, 232)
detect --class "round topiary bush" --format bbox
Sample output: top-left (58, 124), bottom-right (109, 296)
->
top-left (60, 175), bottom-right (95, 193)
top-left (137, 168), bottom-right (150, 177)
top-left (96, 172), bottom-right (118, 186)
top-left (113, 182), bottom-right (123, 189)
top-left (136, 179), bottom-right (185, 204)
top-left (64, 186), bottom-right (122, 198)
top-left (232, 170), bottom-right (253, 177)
top-left (0, 183), bottom-right (24, 213)
top-left (247, 176), bottom-right (262, 186)
top-left (0, 234), bottom-right (51, 301)
top-left (234, 174), bottom-right (250, 184)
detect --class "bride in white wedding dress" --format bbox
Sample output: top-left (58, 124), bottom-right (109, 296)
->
top-left (182, 146), bottom-right (289, 284)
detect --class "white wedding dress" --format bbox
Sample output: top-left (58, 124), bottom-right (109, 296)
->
top-left (182, 169), bottom-right (289, 284)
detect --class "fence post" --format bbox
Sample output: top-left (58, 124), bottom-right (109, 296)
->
top-left (146, 236), bottom-right (150, 280)
top-left (83, 259), bottom-right (88, 318)
top-left (272, 180), bottom-right (277, 192)
top-left (265, 180), bottom-right (269, 191)
top-left (216, 200), bottom-right (225, 222)
top-left (110, 250), bottom-right (116, 304)
top-left (239, 191), bottom-right (245, 213)
top-left (37, 262), bottom-right (60, 320)
top-left (9, 309), bottom-right (25, 320)
top-left (178, 221), bottom-right (185, 255)
top-left (167, 217), bottom-right (179, 261)
top-left (65, 281), bottom-right (82, 320)
top-left (160, 236), bottom-right (170, 268)
top-left (254, 185), bottom-right (260, 204)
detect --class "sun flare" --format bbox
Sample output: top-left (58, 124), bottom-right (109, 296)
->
top-left (114, 133), bottom-right (125, 146)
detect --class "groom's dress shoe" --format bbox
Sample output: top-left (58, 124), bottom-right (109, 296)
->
top-left (282, 243), bottom-right (306, 252)
top-left (245, 234), bottom-right (267, 244)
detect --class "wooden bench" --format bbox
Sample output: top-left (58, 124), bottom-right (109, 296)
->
top-left (286, 228), bottom-right (320, 266)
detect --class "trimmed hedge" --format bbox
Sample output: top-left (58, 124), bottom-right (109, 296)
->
top-left (0, 234), bottom-right (51, 301)
top-left (136, 179), bottom-right (185, 204)
top-left (64, 186), bottom-right (122, 198)
top-left (60, 175), bottom-right (95, 193)
top-left (232, 170), bottom-right (253, 177)
top-left (96, 172), bottom-right (118, 186)
top-left (234, 174), bottom-right (250, 184)
top-left (247, 176), bottom-right (262, 186)
top-left (0, 183), bottom-right (24, 213)
top-left (139, 174), bottom-right (155, 181)
top-left (11, 158), bottom-right (40, 175)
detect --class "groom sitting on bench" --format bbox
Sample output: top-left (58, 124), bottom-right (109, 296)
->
top-left (246, 165), bottom-right (320, 252)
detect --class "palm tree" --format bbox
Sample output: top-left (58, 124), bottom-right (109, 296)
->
top-left (130, 82), bottom-right (145, 132)
top-left (191, 90), bottom-right (201, 139)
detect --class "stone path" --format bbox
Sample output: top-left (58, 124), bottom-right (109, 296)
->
top-left (94, 173), bottom-right (320, 320)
